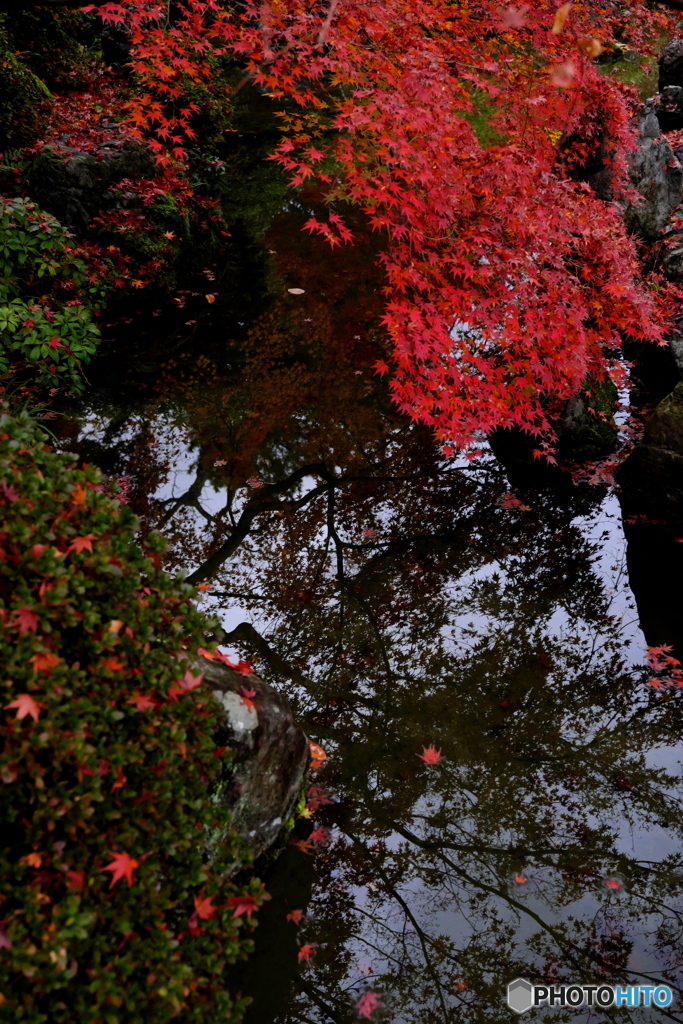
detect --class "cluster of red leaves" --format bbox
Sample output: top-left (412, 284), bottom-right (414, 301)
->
top-left (95, 0), bottom-right (678, 450)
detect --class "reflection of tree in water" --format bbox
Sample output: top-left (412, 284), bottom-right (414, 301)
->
top-left (73, 310), bottom-right (683, 1024)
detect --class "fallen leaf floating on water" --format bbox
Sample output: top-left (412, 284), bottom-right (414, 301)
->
top-left (514, 873), bottom-right (528, 884)
top-left (308, 827), bottom-right (331, 846)
top-left (356, 990), bottom-right (384, 1018)
top-left (298, 943), bottom-right (315, 963)
top-left (286, 909), bottom-right (305, 925)
top-left (309, 741), bottom-right (327, 762)
top-left (603, 877), bottom-right (623, 891)
top-left (226, 893), bottom-right (260, 918)
top-left (417, 744), bottom-right (443, 765)
top-left (287, 288), bottom-right (305, 295)
top-left (205, 294), bottom-right (216, 303)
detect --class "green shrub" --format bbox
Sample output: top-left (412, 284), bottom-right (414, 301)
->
top-left (0, 198), bottom-right (106, 393)
top-left (0, 410), bottom-right (262, 1023)
top-left (0, 17), bottom-right (52, 150)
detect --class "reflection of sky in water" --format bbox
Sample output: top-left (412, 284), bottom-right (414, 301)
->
top-left (73, 407), bottom-right (683, 1023)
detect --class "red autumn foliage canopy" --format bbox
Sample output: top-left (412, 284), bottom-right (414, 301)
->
top-left (94, 0), bottom-right (678, 450)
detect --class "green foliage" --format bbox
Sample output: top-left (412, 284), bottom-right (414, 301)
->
top-left (0, 18), bottom-right (51, 150)
top-left (2, 9), bottom-right (97, 93)
top-left (0, 198), bottom-right (106, 394)
top-left (0, 410), bottom-right (261, 1023)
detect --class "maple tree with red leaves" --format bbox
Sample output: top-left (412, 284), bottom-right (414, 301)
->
top-left (92, 0), bottom-right (680, 452)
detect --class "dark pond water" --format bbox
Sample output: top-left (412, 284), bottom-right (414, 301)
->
top-left (61, 214), bottom-right (683, 1023)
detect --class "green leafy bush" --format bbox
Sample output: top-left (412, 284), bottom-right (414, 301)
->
top-left (0, 18), bottom-right (51, 150)
top-left (0, 199), bottom-right (106, 393)
top-left (0, 410), bottom-right (262, 1023)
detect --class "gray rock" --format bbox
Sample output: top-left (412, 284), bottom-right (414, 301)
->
top-left (27, 133), bottom-right (156, 236)
top-left (669, 329), bottom-right (683, 378)
top-left (190, 654), bottom-right (310, 864)
top-left (659, 38), bottom-right (683, 93)
top-left (623, 100), bottom-right (683, 241)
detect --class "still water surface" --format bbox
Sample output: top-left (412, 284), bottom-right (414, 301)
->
top-left (69, 253), bottom-right (683, 1023)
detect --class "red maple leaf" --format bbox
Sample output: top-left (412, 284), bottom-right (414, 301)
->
top-left (12, 607), bottom-right (39, 634)
top-left (126, 692), bottom-right (158, 711)
top-left (167, 668), bottom-right (204, 700)
top-left (0, 482), bottom-right (19, 502)
top-left (298, 943), bottom-right (315, 963)
top-left (603, 877), bottom-right (622, 891)
top-left (193, 895), bottom-right (218, 920)
top-left (286, 908), bottom-right (305, 924)
top-left (239, 686), bottom-right (257, 710)
top-left (101, 851), bottom-right (139, 888)
top-left (102, 657), bottom-right (124, 672)
top-left (67, 534), bottom-right (96, 554)
top-left (5, 694), bottom-right (44, 721)
top-left (357, 990), bottom-right (384, 1018)
top-left (308, 827), bottom-right (331, 846)
top-left (29, 651), bottom-right (60, 674)
top-left (417, 744), bottom-right (443, 764)
top-left (65, 869), bottom-right (85, 890)
top-left (226, 893), bottom-right (259, 918)
top-left (290, 838), bottom-right (314, 854)
top-left (213, 649), bottom-right (254, 675)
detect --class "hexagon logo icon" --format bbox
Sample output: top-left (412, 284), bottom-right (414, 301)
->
top-left (507, 978), bottom-right (534, 1014)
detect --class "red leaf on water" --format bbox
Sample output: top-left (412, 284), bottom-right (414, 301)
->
top-left (226, 893), bottom-right (259, 918)
top-left (298, 943), bottom-right (315, 963)
top-left (357, 990), bottom-right (384, 1018)
top-left (286, 908), bottom-right (305, 924)
top-left (417, 744), bottom-right (443, 764)
top-left (308, 827), bottom-right (331, 846)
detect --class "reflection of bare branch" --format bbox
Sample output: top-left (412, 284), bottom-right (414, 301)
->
top-left (186, 463), bottom-right (332, 583)
top-left (295, 978), bottom-right (349, 1023)
top-left (395, 823), bottom-right (682, 1002)
top-left (156, 466), bottom-right (212, 530)
top-left (224, 621), bottom-right (380, 711)
top-left (344, 827), bottom-right (452, 1022)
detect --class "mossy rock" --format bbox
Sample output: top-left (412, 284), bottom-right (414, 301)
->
top-left (557, 376), bottom-right (619, 461)
top-left (0, 18), bottom-right (51, 149)
top-left (618, 382), bottom-right (683, 530)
